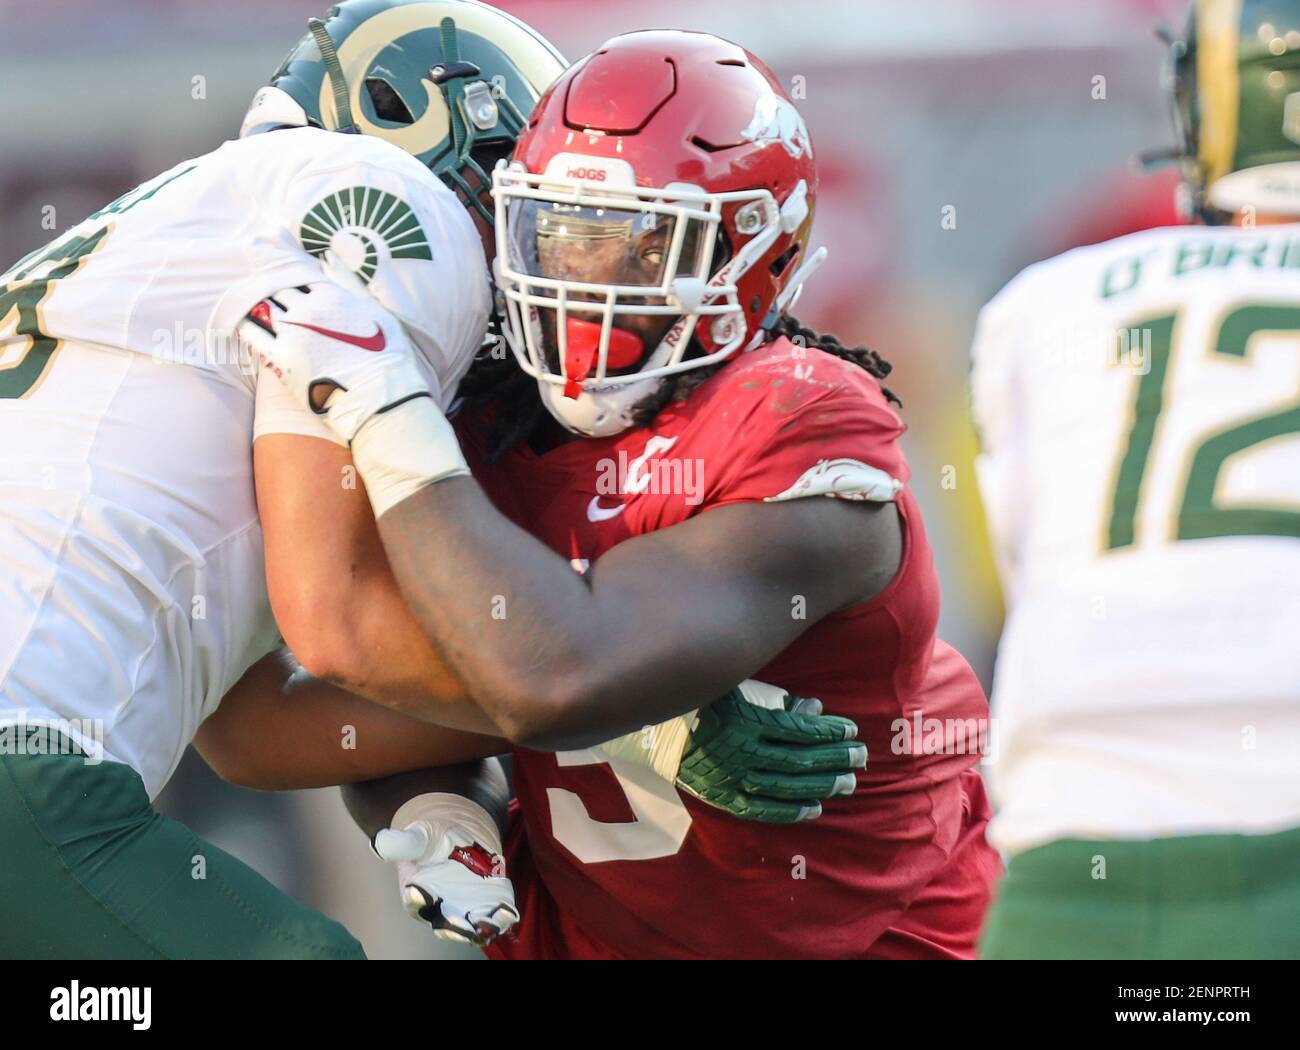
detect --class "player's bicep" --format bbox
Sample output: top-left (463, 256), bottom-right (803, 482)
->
top-left (253, 431), bottom-right (368, 655)
top-left (588, 496), bottom-right (900, 698)
top-left (252, 369), bottom-right (369, 639)
top-left (253, 426), bottom-right (487, 726)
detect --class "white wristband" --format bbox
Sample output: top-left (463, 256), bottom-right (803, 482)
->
top-left (350, 396), bottom-right (470, 519)
top-left (592, 712), bottom-right (700, 784)
top-left (589, 680), bottom-right (787, 784)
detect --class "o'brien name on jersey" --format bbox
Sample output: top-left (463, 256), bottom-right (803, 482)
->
top-left (1101, 231), bottom-right (1300, 299)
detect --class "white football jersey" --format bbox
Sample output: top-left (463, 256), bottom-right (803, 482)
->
top-left (972, 222), bottom-right (1300, 854)
top-left (0, 126), bottom-right (490, 799)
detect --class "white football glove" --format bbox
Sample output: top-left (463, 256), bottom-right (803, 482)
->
top-left (374, 793), bottom-right (519, 947)
top-left (239, 281), bottom-right (469, 517)
top-left (238, 281), bottom-right (428, 442)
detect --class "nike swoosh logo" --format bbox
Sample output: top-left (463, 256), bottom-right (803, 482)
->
top-left (283, 320), bottom-right (386, 351)
top-left (586, 496), bottom-right (625, 522)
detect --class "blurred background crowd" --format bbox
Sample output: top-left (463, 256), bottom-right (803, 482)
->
top-left (0, 0), bottom-right (1189, 957)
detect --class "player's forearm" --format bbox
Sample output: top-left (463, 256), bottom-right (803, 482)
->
top-left (196, 649), bottom-right (506, 790)
top-left (301, 576), bottom-right (501, 736)
top-left (253, 430), bottom-right (492, 733)
top-left (341, 761), bottom-right (510, 842)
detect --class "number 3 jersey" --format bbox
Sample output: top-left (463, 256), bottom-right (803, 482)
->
top-left (0, 126), bottom-right (489, 799)
top-left (971, 223), bottom-right (1300, 855)
top-left (466, 339), bottom-right (998, 959)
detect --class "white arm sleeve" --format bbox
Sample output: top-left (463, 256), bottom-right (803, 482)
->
top-left (252, 355), bottom-right (346, 446)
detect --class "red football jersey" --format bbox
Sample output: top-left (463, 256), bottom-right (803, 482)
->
top-left (464, 338), bottom-right (998, 959)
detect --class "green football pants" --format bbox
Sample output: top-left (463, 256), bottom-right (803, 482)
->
top-left (0, 734), bottom-right (365, 959)
top-left (980, 825), bottom-right (1300, 960)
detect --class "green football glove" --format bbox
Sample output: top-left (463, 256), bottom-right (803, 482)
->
top-left (675, 681), bottom-right (867, 823)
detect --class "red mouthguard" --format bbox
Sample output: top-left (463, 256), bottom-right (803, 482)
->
top-left (562, 317), bottom-right (645, 399)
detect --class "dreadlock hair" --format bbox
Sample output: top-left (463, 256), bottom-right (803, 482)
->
top-left (454, 315), bottom-right (551, 462)
top-left (767, 314), bottom-right (900, 406)
top-left (461, 313), bottom-right (900, 461)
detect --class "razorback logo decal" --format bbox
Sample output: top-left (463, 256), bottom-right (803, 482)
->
top-left (740, 92), bottom-right (813, 160)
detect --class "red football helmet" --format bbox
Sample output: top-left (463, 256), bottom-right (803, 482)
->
top-left (492, 30), bottom-right (825, 436)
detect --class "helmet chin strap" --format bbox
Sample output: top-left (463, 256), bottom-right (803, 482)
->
top-left (307, 17), bottom-right (358, 134)
top-left (537, 288), bottom-right (703, 435)
top-left (541, 339), bottom-right (678, 437)
top-left (534, 281), bottom-right (748, 437)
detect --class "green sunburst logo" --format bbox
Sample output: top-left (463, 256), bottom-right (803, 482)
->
top-left (298, 186), bottom-right (432, 284)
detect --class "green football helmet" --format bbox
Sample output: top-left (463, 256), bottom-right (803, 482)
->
top-left (1162, 0), bottom-right (1300, 221)
top-left (241, 0), bottom-right (567, 224)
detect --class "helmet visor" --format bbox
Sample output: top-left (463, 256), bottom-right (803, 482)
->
top-left (506, 198), bottom-right (709, 291)
top-left (503, 196), bottom-right (718, 386)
